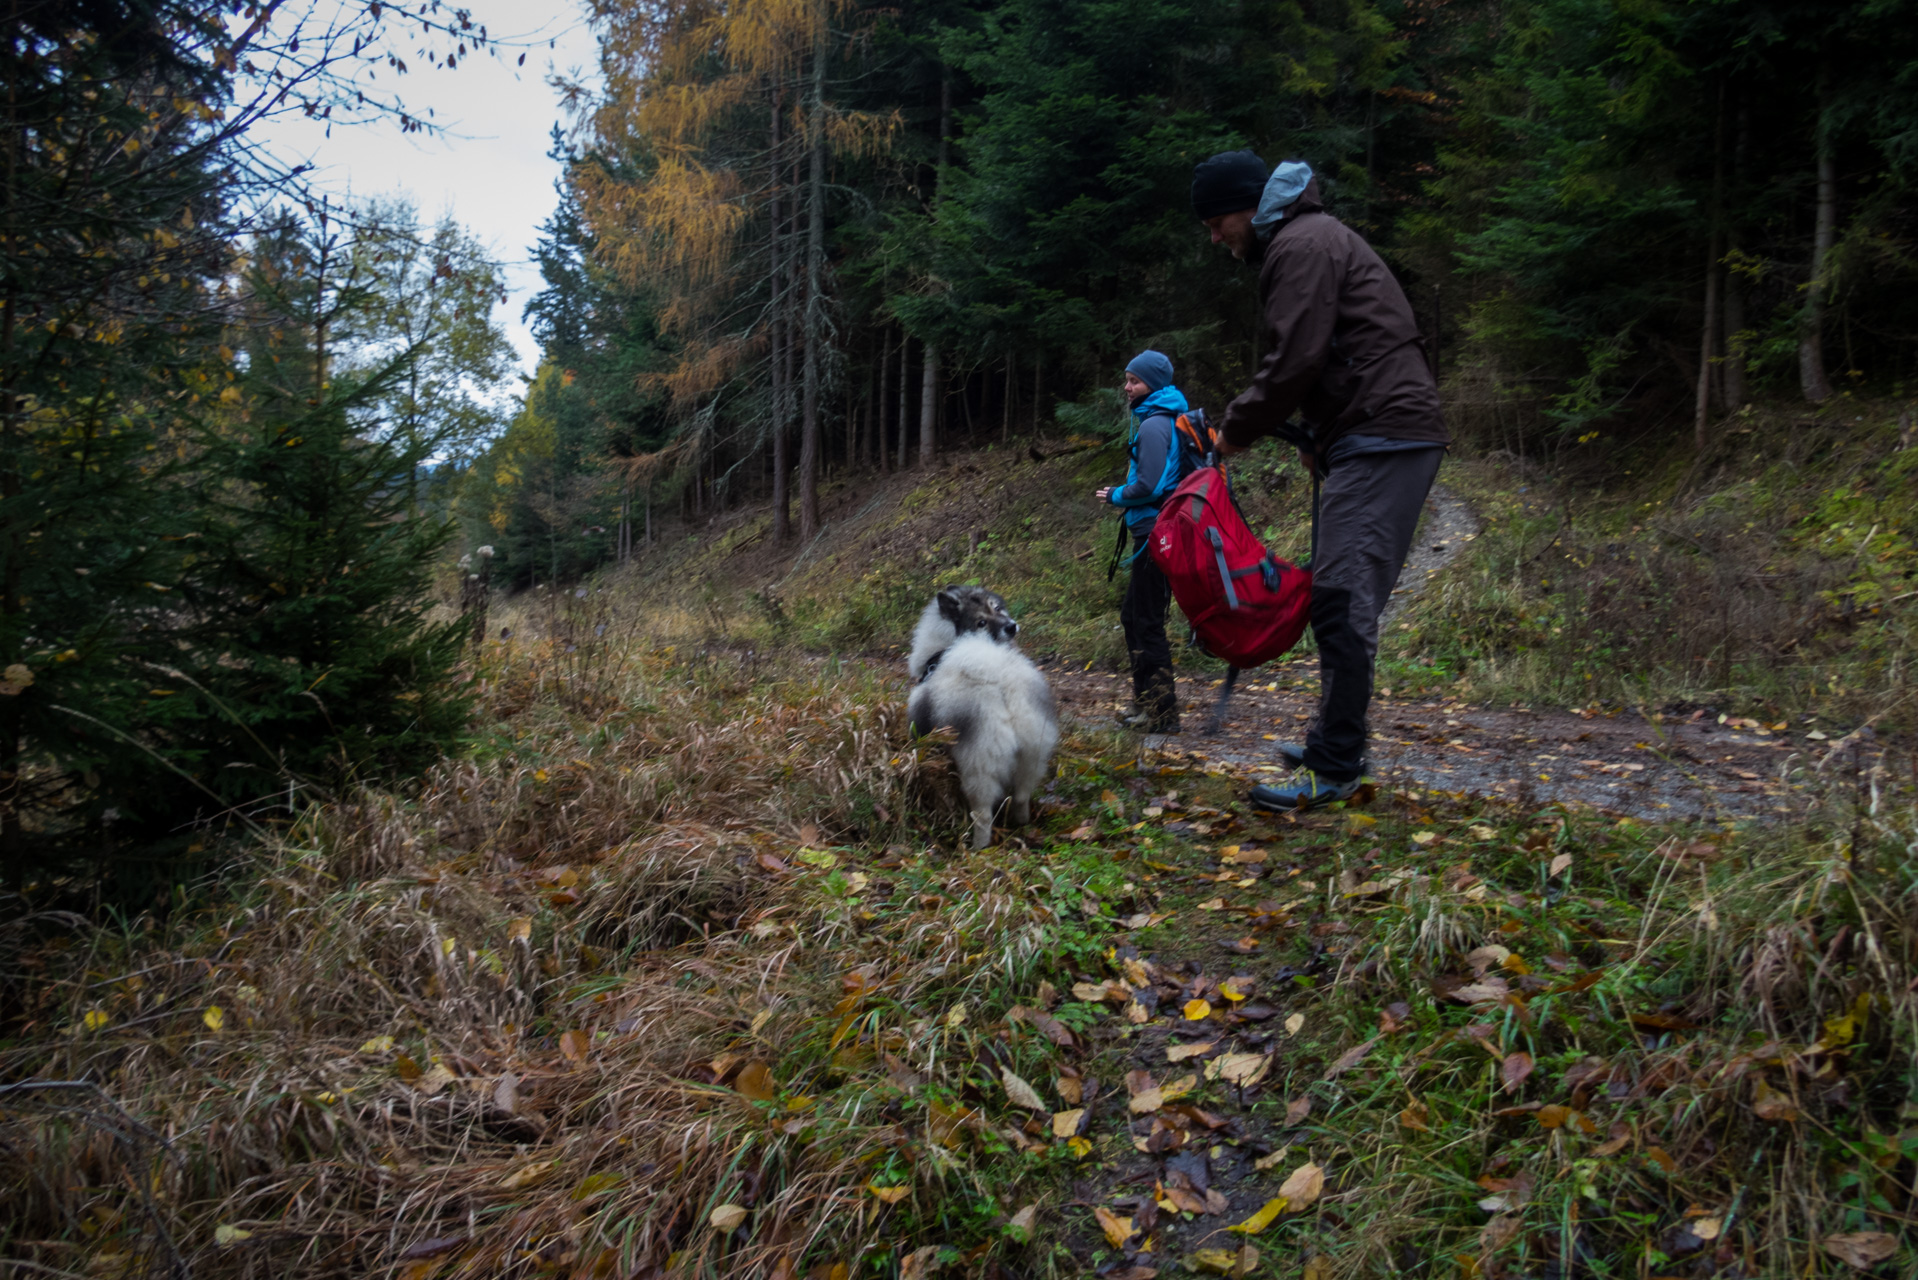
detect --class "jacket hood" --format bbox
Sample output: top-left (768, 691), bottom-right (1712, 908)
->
top-left (1131, 384), bottom-right (1188, 423)
top-left (1248, 174), bottom-right (1326, 263)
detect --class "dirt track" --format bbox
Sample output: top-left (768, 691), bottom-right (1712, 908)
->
top-left (1043, 660), bottom-right (1856, 822)
top-left (1040, 483), bottom-right (1870, 823)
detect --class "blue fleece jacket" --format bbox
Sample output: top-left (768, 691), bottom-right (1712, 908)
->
top-left (1109, 385), bottom-right (1189, 532)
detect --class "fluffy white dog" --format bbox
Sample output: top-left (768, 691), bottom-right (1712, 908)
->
top-left (907, 586), bottom-right (1059, 849)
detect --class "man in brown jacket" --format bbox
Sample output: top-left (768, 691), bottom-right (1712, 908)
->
top-left (1192, 149), bottom-right (1448, 810)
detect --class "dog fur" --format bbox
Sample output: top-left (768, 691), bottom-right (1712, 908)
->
top-left (907, 586), bottom-right (1059, 849)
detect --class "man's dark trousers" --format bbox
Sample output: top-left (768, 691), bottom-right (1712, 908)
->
top-left (1121, 528), bottom-right (1177, 726)
top-left (1300, 447), bottom-right (1444, 781)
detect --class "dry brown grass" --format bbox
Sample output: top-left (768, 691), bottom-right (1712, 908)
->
top-left (0, 634), bottom-right (1077, 1280)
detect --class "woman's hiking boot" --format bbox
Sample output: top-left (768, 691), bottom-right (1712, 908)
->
top-left (1120, 707), bottom-right (1181, 734)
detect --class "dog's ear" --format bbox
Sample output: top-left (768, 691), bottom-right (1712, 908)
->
top-left (936, 587), bottom-right (965, 622)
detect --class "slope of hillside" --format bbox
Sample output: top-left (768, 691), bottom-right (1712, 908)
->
top-left (7, 404), bottom-right (1918, 1280)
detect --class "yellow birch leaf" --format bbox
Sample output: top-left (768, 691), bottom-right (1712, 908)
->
top-left (868, 1184), bottom-right (911, 1205)
top-left (1094, 1207), bottom-right (1134, 1249)
top-left (1184, 999), bottom-right (1213, 1021)
top-left (1159, 1073), bottom-right (1198, 1104)
top-left (202, 1005), bottom-right (225, 1031)
top-left (1228, 1196), bottom-right (1290, 1235)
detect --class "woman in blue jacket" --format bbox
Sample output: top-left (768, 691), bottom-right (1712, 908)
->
top-left (1094, 350), bottom-right (1187, 733)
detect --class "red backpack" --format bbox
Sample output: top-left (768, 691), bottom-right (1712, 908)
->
top-left (1148, 463), bottom-right (1312, 670)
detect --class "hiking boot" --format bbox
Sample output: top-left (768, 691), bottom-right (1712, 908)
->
top-left (1273, 743), bottom-right (1369, 773)
top-left (1120, 708), bottom-right (1181, 734)
top-left (1248, 770), bottom-right (1361, 812)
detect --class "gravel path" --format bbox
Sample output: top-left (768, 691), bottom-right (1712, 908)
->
top-left (1043, 484), bottom-right (1852, 822)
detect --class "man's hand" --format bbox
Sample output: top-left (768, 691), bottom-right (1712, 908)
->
top-left (1094, 486), bottom-right (1114, 503)
top-left (1214, 439), bottom-right (1249, 458)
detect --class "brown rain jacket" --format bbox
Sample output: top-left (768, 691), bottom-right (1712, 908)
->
top-left (1220, 180), bottom-right (1449, 461)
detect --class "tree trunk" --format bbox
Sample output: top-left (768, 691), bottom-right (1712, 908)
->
top-left (1031, 350), bottom-right (1043, 434)
top-left (798, 23), bottom-right (827, 539)
top-left (768, 84), bottom-right (791, 544)
top-left (862, 340), bottom-right (876, 468)
top-left (1695, 82), bottom-right (1726, 452)
top-left (918, 343), bottom-right (939, 467)
top-left (877, 326), bottom-right (892, 472)
top-left (897, 333), bottom-right (911, 469)
top-left (1800, 72), bottom-right (1836, 404)
top-left (1003, 352), bottom-right (1013, 442)
top-left (1722, 99), bottom-right (1751, 409)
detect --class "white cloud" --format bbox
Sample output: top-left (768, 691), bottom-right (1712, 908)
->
top-left (248, 1), bottom-right (602, 388)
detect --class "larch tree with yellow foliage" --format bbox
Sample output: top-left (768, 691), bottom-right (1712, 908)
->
top-left (572, 0), bottom-right (894, 543)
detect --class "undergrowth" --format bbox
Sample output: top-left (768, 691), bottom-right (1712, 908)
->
top-left (1005, 746), bottom-right (1917, 1278)
top-left (0, 638), bottom-right (1145, 1280)
top-left (1393, 397), bottom-right (1918, 727)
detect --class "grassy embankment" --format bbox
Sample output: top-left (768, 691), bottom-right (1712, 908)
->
top-left (4, 400), bottom-right (1916, 1279)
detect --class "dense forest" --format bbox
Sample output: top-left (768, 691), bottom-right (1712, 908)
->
top-left (477, 0), bottom-right (1918, 580)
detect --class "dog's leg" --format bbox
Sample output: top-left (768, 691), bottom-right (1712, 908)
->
top-left (969, 806), bottom-right (995, 849)
top-left (1007, 794), bottom-right (1032, 826)
top-left (962, 776), bottom-right (1000, 850)
top-left (1203, 665), bottom-right (1241, 735)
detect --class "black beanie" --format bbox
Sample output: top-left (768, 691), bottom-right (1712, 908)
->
top-left (1191, 149), bottom-right (1269, 219)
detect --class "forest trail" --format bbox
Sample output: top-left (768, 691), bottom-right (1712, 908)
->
top-left (1038, 484), bottom-right (1851, 823)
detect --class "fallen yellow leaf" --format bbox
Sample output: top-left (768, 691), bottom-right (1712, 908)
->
top-left (500, 1159), bottom-right (559, 1191)
top-left (735, 1060), bottom-right (777, 1102)
top-left (1094, 1206), bottom-right (1135, 1249)
top-left (1229, 1196), bottom-right (1289, 1235)
top-left (710, 1204), bottom-right (749, 1231)
top-left (1184, 999), bottom-right (1213, 1021)
top-left (1167, 1039), bottom-right (1215, 1063)
top-left (358, 1035), bottom-right (395, 1054)
top-left (867, 1184), bottom-right (910, 1205)
top-left (1189, 1244), bottom-right (1260, 1275)
top-left (1283, 1013), bottom-right (1304, 1036)
top-left (1052, 1108), bottom-right (1085, 1138)
top-left (202, 1005), bottom-right (225, 1032)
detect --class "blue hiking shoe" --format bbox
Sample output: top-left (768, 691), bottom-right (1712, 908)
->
top-left (1248, 770), bottom-right (1362, 812)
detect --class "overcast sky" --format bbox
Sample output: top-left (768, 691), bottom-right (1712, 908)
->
top-left (252, 2), bottom-right (602, 389)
